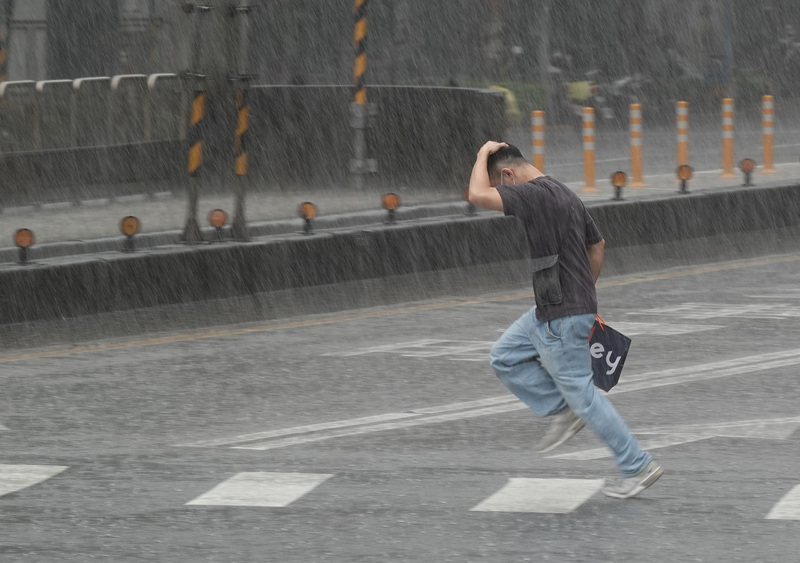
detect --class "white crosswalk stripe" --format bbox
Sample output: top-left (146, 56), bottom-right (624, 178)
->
top-left (0, 465), bottom-right (797, 519)
top-left (186, 472), bottom-right (334, 507)
top-left (470, 478), bottom-right (605, 513)
top-left (0, 464), bottom-right (69, 498)
top-left (766, 485), bottom-right (800, 520)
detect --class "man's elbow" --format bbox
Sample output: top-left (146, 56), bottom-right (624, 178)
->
top-left (587, 239), bottom-right (606, 264)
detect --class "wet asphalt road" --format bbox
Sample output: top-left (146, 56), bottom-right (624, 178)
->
top-left (1, 253), bottom-right (800, 562)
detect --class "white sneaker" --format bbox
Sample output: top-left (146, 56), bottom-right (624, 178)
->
top-left (535, 407), bottom-right (586, 453)
top-left (603, 460), bottom-right (664, 499)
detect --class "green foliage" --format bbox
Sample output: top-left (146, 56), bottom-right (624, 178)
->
top-left (446, 79), bottom-right (547, 125)
top-left (492, 82), bottom-right (548, 124)
top-left (734, 71), bottom-right (772, 107)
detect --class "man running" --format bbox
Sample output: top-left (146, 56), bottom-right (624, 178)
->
top-left (467, 141), bottom-right (662, 499)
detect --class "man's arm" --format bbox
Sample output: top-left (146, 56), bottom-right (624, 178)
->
top-left (586, 239), bottom-right (605, 283)
top-left (468, 141), bottom-right (505, 212)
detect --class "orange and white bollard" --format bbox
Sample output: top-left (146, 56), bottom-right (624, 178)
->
top-left (582, 107), bottom-right (597, 192)
top-left (629, 103), bottom-right (647, 187)
top-left (762, 95), bottom-right (776, 174)
top-left (676, 101), bottom-right (689, 169)
top-left (531, 110), bottom-right (545, 172)
top-left (720, 98), bottom-right (736, 178)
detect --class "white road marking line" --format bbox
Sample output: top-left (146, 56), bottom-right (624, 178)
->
top-left (186, 472), bottom-right (334, 507)
top-left (635, 416), bottom-right (800, 439)
top-left (233, 403), bottom-right (525, 450)
top-left (548, 416), bottom-right (800, 460)
top-left (630, 302), bottom-right (800, 320)
top-left (616, 355), bottom-right (800, 393)
top-left (470, 478), bottom-right (605, 513)
top-left (323, 322), bottom-right (723, 361)
top-left (178, 396), bottom-right (517, 448)
top-left (0, 423), bottom-right (8, 431)
top-left (177, 412), bottom-right (421, 448)
top-left (322, 339), bottom-right (447, 357)
top-left (606, 321), bottom-right (723, 336)
top-left (0, 465), bottom-right (69, 498)
top-left (766, 485), bottom-right (800, 520)
top-left (548, 436), bottom-right (709, 461)
top-left (180, 348), bottom-right (800, 451)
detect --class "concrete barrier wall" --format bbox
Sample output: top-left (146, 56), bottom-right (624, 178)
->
top-left (0, 83), bottom-right (504, 206)
top-left (1, 184), bottom-right (799, 326)
top-left (248, 86), bottom-right (505, 187)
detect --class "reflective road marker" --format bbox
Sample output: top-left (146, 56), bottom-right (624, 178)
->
top-left (471, 478), bottom-right (605, 513)
top-left (0, 465), bottom-right (68, 498)
top-left (766, 485), bottom-right (800, 520)
top-left (186, 472), bottom-right (334, 507)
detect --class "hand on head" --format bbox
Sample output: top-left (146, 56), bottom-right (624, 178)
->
top-left (479, 141), bottom-right (508, 156)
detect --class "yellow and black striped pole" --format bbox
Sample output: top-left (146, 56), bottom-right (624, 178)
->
top-left (0, 33), bottom-right (6, 85)
top-left (230, 86), bottom-right (250, 241)
top-left (234, 88), bottom-right (248, 176)
top-left (181, 87), bottom-right (206, 243)
top-left (353, 0), bottom-right (368, 105)
top-left (187, 90), bottom-right (205, 176)
top-left (0, 0), bottom-right (10, 84)
top-left (230, 2), bottom-right (252, 241)
top-left (351, 0), bottom-right (372, 189)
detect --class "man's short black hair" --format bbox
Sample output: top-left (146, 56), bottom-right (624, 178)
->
top-left (487, 144), bottom-right (527, 178)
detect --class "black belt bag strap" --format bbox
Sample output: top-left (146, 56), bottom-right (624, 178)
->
top-left (531, 254), bottom-right (563, 306)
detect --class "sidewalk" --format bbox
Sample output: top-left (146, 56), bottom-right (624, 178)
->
top-left (1, 161), bottom-right (798, 253)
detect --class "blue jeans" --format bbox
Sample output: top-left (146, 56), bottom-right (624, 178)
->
top-left (490, 306), bottom-right (651, 477)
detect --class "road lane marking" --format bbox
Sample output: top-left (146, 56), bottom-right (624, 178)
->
top-left (324, 322), bottom-right (722, 362)
top-left (604, 321), bottom-right (723, 336)
top-left (180, 349), bottom-right (800, 451)
top-left (232, 403), bottom-right (525, 451)
top-left (766, 485), bottom-right (800, 520)
top-left (178, 396), bottom-right (516, 448)
top-left (630, 302), bottom-right (800, 320)
top-left (1, 253), bottom-right (799, 365)
top-left (0, 465), bottom-right (69, 498)
top-left (186, 472), bottom-right (333, 507)
top-left (548, 416), bottom-right (800, 460)
top-left (470, 478), bottom-right (605, 513)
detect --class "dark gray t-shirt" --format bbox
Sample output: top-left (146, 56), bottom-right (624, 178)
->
top-left (497, 176), bottom-right (603, 322)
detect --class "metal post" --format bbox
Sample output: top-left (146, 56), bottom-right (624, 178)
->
top-left (351, 0), bottom-right (376, 189)
top-left (181, 2), bottom-right (210, 244)
top-left (0, 0), bottom-right (11, 84)
top-left (230, 2), bottom-right (252, 241)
